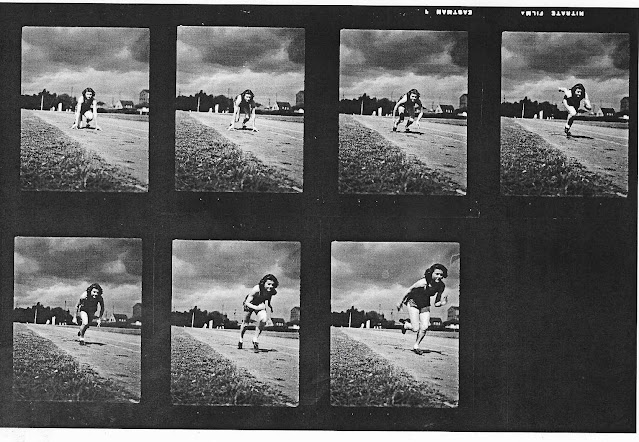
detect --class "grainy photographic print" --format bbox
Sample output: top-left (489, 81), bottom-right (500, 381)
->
top-left (13, 237), bottom-right (143, 403)
top-left (175, 27), bottom-right (305, 193)
top-left (339, 30), bottom-right (468, 195)
top-left (171, 240), bottom-right (300, 406)
top-left (501, 32), bottom-right (629, 197)
top-left (20, 27), bottom-right (150, 192)
top-left (331, 242), bottom-right (459, 408)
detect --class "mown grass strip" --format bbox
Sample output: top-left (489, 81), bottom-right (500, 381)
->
top-left (171, 328), bottom-right (294, 406)
top-left (500, 119), bottom-right (624, 197)
top-left (330, 329), bottom-right (449, 407)
top-left (338, 115), bottom-right (461, 195)
top-left (13, 323), bottom-right (138, 402)
top-left (20, 112), bottom-right (145, 192)
top-left (175, 113), bottom-right (297, 192)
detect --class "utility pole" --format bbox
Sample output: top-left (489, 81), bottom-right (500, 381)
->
top-left (360, 97), bottom-right (364, 115)
top-left (191, 310), bottom-right (195, 328)
top-left (40, 94), bottom-right (44, 111)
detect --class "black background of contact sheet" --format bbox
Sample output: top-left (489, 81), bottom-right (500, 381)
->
top-left (0, 4), bottom-right (636, 432)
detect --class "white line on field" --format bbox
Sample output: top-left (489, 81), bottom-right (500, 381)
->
top-left (100, 130), bottom-right (147, 140)
top-left (91, 333), bottom-right (141, 353)
top-left (258, 127), bottom-right (303, 141)
top-left (420, 131), bottom-right (466, 144)
top-left (424, 126), bottom-right (467, 139)
top-left (257, 122), bottom-right (304, 135)
top-left (581, 129), bottom-right (628, 141)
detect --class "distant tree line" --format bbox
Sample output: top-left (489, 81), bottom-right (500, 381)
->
top-left (175, 90), bottom-right (237, 112)
top-left (331, 306), bottom-right (396, 328)
top-left (339, 93), bottom-right (397, 116)
top-left (171, 306), bottom-right (238, 328)
top-left (21, 89), bottom-right (79, 111)
top-left (501, 97), bottom-right (565, 119)
top-left (14, 302), bottom-right (74, 324)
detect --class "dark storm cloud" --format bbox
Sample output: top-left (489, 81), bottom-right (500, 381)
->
top-left (331, 242), bottom-right (459, 296)
top-left (130, 31), bottom-right (150, 64)
top-left (612, 38), bottom-right (629, 71)
top-left (178, 27), bottom-right (304, 74)
top-left (502, 32), bottom-right (628, 81)
top-left (21, 27), bottom-right (149, 81)
top-left (172, 241), bottom-right (300, 294)
top-left (15, 237), bottom-right (142, 287)
top-left (340, 30), bottom-right (468, 78)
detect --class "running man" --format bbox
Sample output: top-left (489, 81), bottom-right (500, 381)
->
top-left (559, 83), bottom-right (592, 137)
top-left (238, 274), bottom-right (278, 351)
top-left (71, 87), bottom-right (101, 130)
top-left (72, 283), bottom-right (105, 346)
top-left (397, 264), bottom-right (448, 354)
top-left (228, 89), bottom-right (258, 132)
top-left (392, 89), bottom-right (424, 132)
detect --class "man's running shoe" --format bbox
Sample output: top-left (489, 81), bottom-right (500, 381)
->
top-left (79, 340), bottom-right (86, 346)
top-left (564, 127), bottom-right (571, 138)
top-left (253, 340), bottom-right (259, 351)
top-left (392, 125), bottom-right (397, 132)
top-left (412, 348), bottom-right (422, 355)
top-left (238, 341), bottom-right (243, 349)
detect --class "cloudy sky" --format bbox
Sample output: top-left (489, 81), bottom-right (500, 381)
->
top-left (177, 27), bottom-right (305, 107)
top-left (14, 237), bottom-right (142, 318)
top-left (331, 242), bottom-right (460, 322)
top-left (21, 27), bottom-right (149, 105)
top-left (172, 241), bottom-right (300, 322)
top-left (340, 30), bottom-right (468, 107)
top-left (502, 32), bottom-right (629, 110)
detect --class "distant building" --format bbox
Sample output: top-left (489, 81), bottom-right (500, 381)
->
top-left (430, 317), bottom-right (442, 327)
top-left (598, 107), bottom-right (616, 117)
top-left (436, 104), bottom-right (455, 114)
top-left (109, 313), bottom-right (128, 323)
top-left (274, 101), bottom-right (291, 111)
top-left (290, 306), bottom-right (300, 323)
top-left (620, 96), bottom-right (630, 114)
top-left (132, 303), bottom-right (142, 319)
top-left (296, 90), bottom-right (304, 107)
top-left (139, 89), bottom-right (150, 105)
top-left (447, 306), bottom-right (459, 322)
top-left (114, 100), bottom-right (134, 110)
top-left (459, 93), bottom-right (468, 110)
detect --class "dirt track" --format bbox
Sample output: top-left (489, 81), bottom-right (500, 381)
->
top-left (24, 323), bottom-right (141, 401)
top-left (510, 117), bottom-right (629, 193)
top-left (25, 110), bottom-right (149, 187)
top-left (335, 327), bottom-right (458, 406)
top-left (179, 327), bottom-right (299, 403)
top-left (351, 115), bottom-right (467, 189)
top-left (183, 111), bottom-right (303, 188)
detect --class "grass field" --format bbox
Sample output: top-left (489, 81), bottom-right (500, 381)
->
top-left (13, 323), bottom-right (138, 402)
top-left (171, 328), bottom-right (295, 406)
top-left (175, 113), bottom-right (298, 192)
top-left (21, 112), bottom-right (145, 192)
top-left (339, 115), bottom-right (460, 195)
top-left (330, 329), bottom-right (450, 407)
top-left (500, 119), bottom-right (625, 197)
